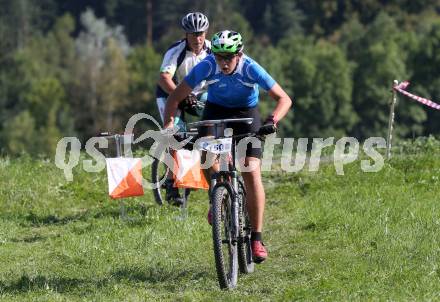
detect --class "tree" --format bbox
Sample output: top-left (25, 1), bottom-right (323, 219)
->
top-left (0, 13), bottom-right (76, 156)
top-left (278, 36), bottom-right (356, 138)
top-left (347, 13), bottom-right (426, 139)
top-left (1, 111), bottom-right (36, 155)
top-left (239, 0), bottom-right (303, 44)
top-left (98, 38), bottom-right (130, 131)
top-left (410, 21), bottom-right (440, 135)
top-left (126, 45), bottom-right (161, 125)
top-left (25, 77), bottom-right (64, 154)
top-left (0, 0), bottom-right (56, 52)
top-left (71, 9), bottom-right (131, 140)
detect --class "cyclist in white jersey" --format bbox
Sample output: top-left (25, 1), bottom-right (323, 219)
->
top-left (156, 12), bottom-right (211, 129)
top-left (156, 12), bottom-right (211, 205)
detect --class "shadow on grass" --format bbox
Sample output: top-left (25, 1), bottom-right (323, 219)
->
top-left (300, 221), bottom-right (329, 232)
top-left (0, 266), bottom-right (209, 295)
top-left (17, 203), bottom-right (155, 227)
top-left (0, 275), bottom-right (97, 295)
top-left (9, 234), bottom-right (48, 243)
top-left (24, 212), bottom-right (88, 226)
top-left (111, 266), bottom-right (210, 284)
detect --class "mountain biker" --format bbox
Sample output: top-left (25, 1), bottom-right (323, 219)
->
top-left (156, 12), bottom-right (211, 206)
top-left (163, 30), bottom-right (292, 263)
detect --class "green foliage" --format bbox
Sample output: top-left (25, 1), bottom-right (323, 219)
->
top-left (394, 135), bottom-right (440, 155)
top-left (71, 9), bottom-right (131, 140)
top-left (297, 0), bottom-right (440, 37)
top-left (212, 12), bottom-right (254, 43)
top-left (98, 38), bottom-right (130, 132)
top-left (0, 13), bottom-right (76, 156)
top-left (1, 111), bottom-right (36, 155)
top-left (410, 22), bottom-right (440, 135)
top-left (279, 36), bottom-right (356, 138)
top-left (348, 13), bottom-right (426, 139)
top-left (249, 46), bottom-right (288, 134)
top-left (239, 0), bottom-right (303, 44)
top-left (127, 46), bottom-right (162, 125)
top-left (0, 0), bottom-right (57, 53)
top-left (1, 1), bottom-right (440, 156)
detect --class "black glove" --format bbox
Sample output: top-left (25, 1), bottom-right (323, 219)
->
top-left (178, 93), bottom-right (205, 116)
top-left (178, 93), bottom-right (197, 109)
top-left (257, 115), bottom-right (277, 136)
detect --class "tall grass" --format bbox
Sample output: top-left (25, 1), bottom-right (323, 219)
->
top-left (0, 138), bottom-right (439, 301)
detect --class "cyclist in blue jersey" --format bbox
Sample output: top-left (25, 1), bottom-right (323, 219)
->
top-left (156, 12), bottom-right (211, 205)
top-left (163, 30), bottom-right (292, 263)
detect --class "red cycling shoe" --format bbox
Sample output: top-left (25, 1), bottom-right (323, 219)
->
top-left (251, 240), bottom-right (268, 263)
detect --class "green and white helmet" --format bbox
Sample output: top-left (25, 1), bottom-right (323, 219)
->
top-left (211, 30), bottom-right (243, 54)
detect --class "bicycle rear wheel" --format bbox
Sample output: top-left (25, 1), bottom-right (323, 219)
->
top-left (151, 155), bottom-right (168, 206)
top-left (211, 184), bottom-right (238, 289)
top-left (237, 178), bottom-right (254, 273)
top-left (151, 150), bottom-right (190, 206)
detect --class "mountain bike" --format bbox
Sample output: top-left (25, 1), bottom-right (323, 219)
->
top-left (189, 118), bottom-right (275, 289)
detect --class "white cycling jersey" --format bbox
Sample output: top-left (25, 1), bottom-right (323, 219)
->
top-left (159, 39), bottom-right (211, 97)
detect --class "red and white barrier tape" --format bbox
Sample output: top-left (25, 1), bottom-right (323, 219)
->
top-left (393, 81), bottom-right (440, 110)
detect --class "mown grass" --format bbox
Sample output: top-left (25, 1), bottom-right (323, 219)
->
top-left (1, 138), bottom-right (440, 301)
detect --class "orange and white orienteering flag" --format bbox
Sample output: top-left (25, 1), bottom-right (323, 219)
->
top-left (173, 149), bottom-right (209, 190)
top-left (105, 158), bottom-right (144, 199)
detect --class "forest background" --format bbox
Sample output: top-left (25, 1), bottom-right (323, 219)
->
top-left (1, 0), bottom-right (439, 156)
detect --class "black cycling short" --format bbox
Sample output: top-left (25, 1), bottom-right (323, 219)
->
top-left (199, 102), bottom-right (262, 158)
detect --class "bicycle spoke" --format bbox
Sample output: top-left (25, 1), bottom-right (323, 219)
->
top-left (212, 185), bottom-right (238, 289)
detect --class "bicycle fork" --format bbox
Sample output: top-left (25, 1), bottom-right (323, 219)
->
top-left (231, 171), bottom-right (239, 243)
top-left (210, 171), bottom-right (240, 244)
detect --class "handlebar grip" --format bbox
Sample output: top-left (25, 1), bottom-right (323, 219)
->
top-left (257, 124), bottom-right (277, 136)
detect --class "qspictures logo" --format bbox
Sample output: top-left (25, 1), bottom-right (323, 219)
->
top-left (54, 113), bottom-right (386, 182)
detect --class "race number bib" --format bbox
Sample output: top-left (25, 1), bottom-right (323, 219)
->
top-left (197, 137), bottom-right (232, 154)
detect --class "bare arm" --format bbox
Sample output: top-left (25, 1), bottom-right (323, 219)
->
top-left (163, 80), bottom-right (193, 128)
top-left (267, 83), bottom-right (292, 123)
top-left (158, 72), bottom-right (177, 95)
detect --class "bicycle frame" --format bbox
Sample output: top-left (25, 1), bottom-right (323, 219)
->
top-left (192, 118), bottom-right (253, 236)
top-left (189, 118), bottom-right (258, 288)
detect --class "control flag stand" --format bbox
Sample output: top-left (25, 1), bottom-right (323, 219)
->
top-left (176, 190), bottom-right (190, 221)
top-left (101, 132), bottom-right (138, 221)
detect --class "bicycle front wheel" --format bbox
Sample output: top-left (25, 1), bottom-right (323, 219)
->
top-left (211, 184), bottom-right (238, 289)
top-left (238, 178), bottom-right (254, 274)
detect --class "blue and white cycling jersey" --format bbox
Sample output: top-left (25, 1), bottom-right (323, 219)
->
top-left (184, 54), bottom-right (276, 108)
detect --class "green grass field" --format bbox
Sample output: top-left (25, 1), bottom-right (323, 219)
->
top-left (1, 138), bottom-right (440, 301)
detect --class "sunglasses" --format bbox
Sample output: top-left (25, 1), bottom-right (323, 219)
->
top-left (188, 31), bottom-right (206, 37)
top-left (214, 53), bottom-right (237, 63)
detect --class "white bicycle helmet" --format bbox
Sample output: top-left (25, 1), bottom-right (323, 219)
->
top-left (211, 30), bottom-right (243, 53)
top-left (181, 12), bottom-right (209, 33)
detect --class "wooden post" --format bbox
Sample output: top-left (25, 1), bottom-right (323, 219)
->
top-left (386, 80), bottom-right (398, 159)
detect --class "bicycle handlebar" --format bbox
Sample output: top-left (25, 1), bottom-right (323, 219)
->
top-left (188, 117), bottom-right (254, 128)
top-left (175, 124), bottom-right (276, 141)
top-left (163, 118), bottom-right (276, 144)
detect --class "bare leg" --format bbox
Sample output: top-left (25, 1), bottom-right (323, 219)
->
top-left (241, 157), bottom-right (265, 232)
top-left (201, 151), bottom-right (219, 186)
